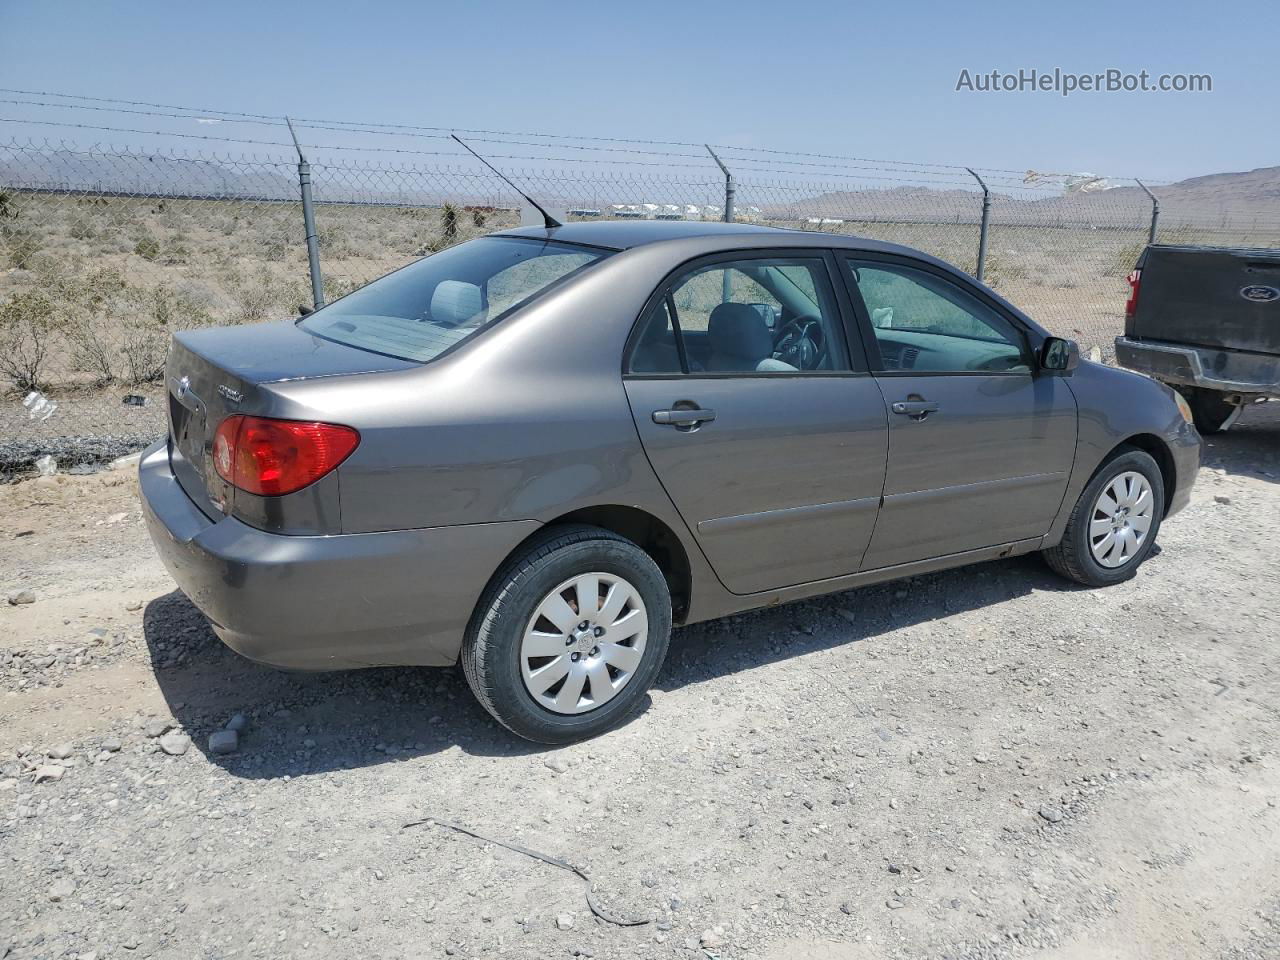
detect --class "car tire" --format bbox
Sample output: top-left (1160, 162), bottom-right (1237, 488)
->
top-left (1184, 388), bottom-right (1242, 434)
top-left (1042, 446), bottom-right (1165, 587)
top-left (461, 524), bottom-right (672, 744)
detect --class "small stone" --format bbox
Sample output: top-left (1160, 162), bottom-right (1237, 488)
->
top-left (887, 863), bottom-right (903, 874)
top-left (839, 902), bottom-right (853, 915)
top-left (32, 764), bottom-right (64, 784)
top-left (159, 732), bottom-right (191, 756)
top-left (225, 713), bottom-right (249, 733)
top-left (545, 757), bottom-right (570, 775)
top-left (48, 877), bottom-right (76, 901)
top-left (1214, 494), bottom-right (1232, 505)
top-left (208, 730), bottom-right (238, 755)
top-left (7, 589), bottom-right (36, 606)
top-left (1038, 805), bottom-right (1065, 824)
top-left (101, 736), bottom-right (123, 753)
top-left (888, 798), bottom-right (899, 810)
top-left (700, 928), bottom-right (726, 949)
top-left (48, 742), bottom-right (74, 760)
top-left (144, 718), bottom-right (172, 739)
top-left (555, 913), bottom-right (575, 930)
top-left (125, 599), bottom-right (143, 612)
top-left (973, 754), bottom-right (990, 764)
top-left (885, 898), bottom-right (906, 910)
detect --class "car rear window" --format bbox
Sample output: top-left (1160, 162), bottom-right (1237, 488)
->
top-left (299, 236), bottom-right (607, 362)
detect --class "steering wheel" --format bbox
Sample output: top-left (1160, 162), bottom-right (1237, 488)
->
top-left (773, 315), bottom-right (827, 370)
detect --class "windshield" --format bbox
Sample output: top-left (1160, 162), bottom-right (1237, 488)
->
top-left (299, 236), bottom-right (607, 362)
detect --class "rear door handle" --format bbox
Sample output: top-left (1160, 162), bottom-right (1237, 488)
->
top-left (891, 400), bottom-right (939, 418)
top-left (652, 407), bottom-right (717, 426)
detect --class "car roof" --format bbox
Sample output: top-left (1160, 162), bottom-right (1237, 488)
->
top-left (494, 219), bottom-right (786, 250)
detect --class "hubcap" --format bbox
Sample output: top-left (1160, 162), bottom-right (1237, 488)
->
top-left (520, 572), bottom-right (649, 715)
top-left (1089, 471), bottom-right (1154, 569)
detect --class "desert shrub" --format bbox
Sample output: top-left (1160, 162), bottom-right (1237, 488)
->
top-left (471, 208), bottom-right (488, 228)
top-left (119, 284), bottom-right (214, 384)
top-left (7, 232), bottom-right (39, 270)
top-left (0, 189), bottom-right (17, 221)
top-left (133, 233), bottom-right (162, 262)
top-left (69, 217), bottom-right (99, 241)
top-left (60, 269), bottom-right (135, 384)
top-left (322, 275), bottom-right (362, 304)
top-left (440, 203), bottom-right (459, 247)
top-left (0, 291), bottom-right (59, 391)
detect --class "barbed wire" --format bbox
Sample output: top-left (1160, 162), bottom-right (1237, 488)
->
top-left (0, 86), bottom-right (1168, 185)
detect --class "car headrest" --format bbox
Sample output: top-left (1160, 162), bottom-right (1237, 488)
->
top-left (707, 302), bottom-right (774, 362)
top-left (430, 280), bottom-right (484, 327)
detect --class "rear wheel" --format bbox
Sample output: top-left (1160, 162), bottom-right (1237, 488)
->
top-left (462, 525), bottom-right (672, 743)
top-left (1042, 447), bottom-right (1165, 587)
top-left (1184, 388), bottom-right (1243, 434)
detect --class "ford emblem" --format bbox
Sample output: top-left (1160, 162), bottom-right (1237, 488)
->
top-left (1240, 284), bottom-right (1280, 303)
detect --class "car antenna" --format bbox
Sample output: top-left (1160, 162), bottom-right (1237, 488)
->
top-left (450, 134), bottom-right (562, 230)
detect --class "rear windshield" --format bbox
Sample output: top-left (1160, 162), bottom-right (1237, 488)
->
top-left (299, 236), bottom-right (607, 362)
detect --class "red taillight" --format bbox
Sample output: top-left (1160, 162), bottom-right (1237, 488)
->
top-left (1124, 268), bottom-right (1142, 318)
top-left (212, 415), bottom-right (359, 496)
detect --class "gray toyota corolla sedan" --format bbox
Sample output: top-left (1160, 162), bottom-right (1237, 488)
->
top-left (140, 220), bottom-right (1200, 742)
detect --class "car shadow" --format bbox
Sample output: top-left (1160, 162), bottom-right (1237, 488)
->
top-left (1198, 400), bottom-right (1280, 485)
top-left (142, 550), bottom-right (1075, 780)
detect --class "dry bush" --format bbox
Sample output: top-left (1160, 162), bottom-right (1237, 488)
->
top-left (0, 291), bottom-right (58, 392)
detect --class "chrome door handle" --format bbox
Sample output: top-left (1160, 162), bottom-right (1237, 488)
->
top-left (891, 400), bottom-right (939, 418)
top-left (652, 407), bottom-right (717, 426)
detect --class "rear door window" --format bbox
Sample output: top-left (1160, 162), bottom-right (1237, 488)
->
top-left (300, 236), bottom-right (606, 362)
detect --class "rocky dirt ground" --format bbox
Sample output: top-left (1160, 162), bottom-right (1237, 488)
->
top-left (1, 404), bottom-right (1279, 960)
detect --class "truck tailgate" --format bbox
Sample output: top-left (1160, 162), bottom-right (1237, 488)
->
top-left (1129, 245), bottom-right (1280, 354)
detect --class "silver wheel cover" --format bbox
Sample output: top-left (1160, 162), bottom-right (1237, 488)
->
top-left (520, 572), bottom-right (649, 715)
top-left (1089, 470), bottom-right (1155, 569)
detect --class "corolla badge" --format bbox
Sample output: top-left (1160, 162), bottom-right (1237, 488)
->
top-left (1240, 284), bottom-right (1280, 303)
top-left (217, 384), bottom-right (243, 404)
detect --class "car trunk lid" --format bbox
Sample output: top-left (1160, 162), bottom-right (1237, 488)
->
top-left (166, 320), bottom-right (416, 515)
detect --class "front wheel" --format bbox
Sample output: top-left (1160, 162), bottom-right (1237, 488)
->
top-left (461, 525), bottom-right (672, 743)
top-left (1042, 447), bottom-right (1165, 587)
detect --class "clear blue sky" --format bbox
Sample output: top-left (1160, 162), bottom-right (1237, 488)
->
top-left (0, 0), bottom-right (1273, 183)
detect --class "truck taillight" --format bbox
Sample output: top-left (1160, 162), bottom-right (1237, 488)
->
top-left (1124, 268), bottom-right (1142, 318)
top-left (212, 415), bottom-right (359, 496)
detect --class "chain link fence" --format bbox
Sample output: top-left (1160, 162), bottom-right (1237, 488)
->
top-left (2, 138), bottom-right (1278, 475)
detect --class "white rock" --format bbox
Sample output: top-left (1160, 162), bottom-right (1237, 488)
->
top-left (159, 732), bottom-right (191, 756)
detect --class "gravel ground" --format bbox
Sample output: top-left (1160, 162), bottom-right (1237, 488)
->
top-left (1, 403), bottom-right (1278, 960)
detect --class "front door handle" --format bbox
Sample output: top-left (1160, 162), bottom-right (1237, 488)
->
top-left (652, 407), bottom-right (717, 427)
top-left (891, 399), bottom-right (939, 419)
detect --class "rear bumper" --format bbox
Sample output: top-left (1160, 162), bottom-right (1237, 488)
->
top-left (138, 440), bottom-right (539, 669)
top-left (1115, 337), bottom-right (1280, 397)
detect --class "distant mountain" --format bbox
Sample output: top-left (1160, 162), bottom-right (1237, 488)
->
top-left (760, 166), bottom-right (1280, 228)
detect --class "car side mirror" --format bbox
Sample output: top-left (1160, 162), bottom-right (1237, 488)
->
top-left (1040, 337), bottom-right (1080, 375)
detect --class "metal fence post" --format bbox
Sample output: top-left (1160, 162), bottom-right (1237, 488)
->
top-left (1135, 179), bottom-right (1159, 245)
top-left (965, 167), bottom-right (991, 283)
top-left (705, 145), bottom-right (734, 223)
top-left (286, 117), bottom-right (325, 310)
top-left (705, 145), bottom-right (736, 302)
